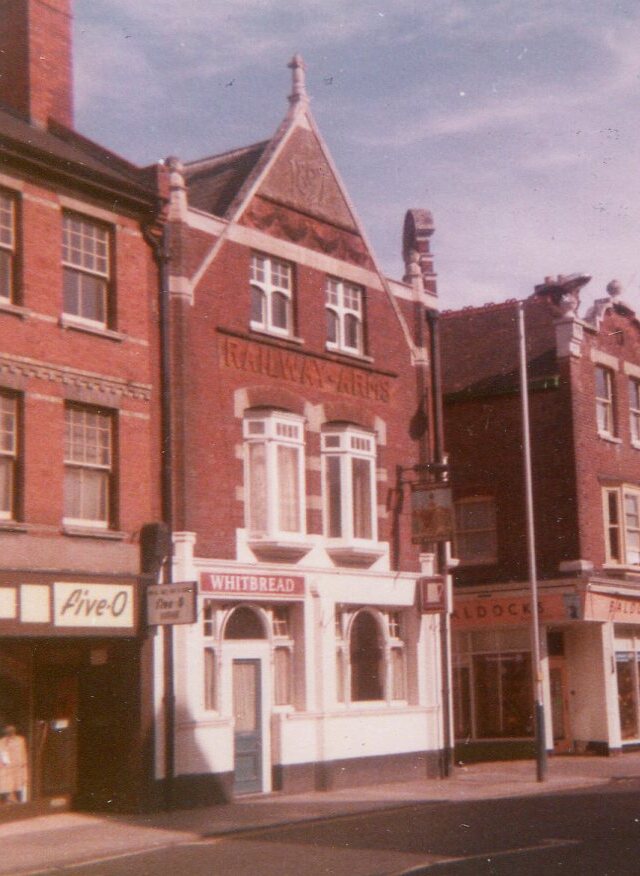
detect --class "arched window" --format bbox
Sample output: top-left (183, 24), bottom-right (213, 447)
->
top-left (350, 611), bottom-right (383, 701)
top-left (224, 606), bottom-right (266, 640)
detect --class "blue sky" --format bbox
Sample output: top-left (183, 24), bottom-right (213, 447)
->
top-left (73, 1), bottom-right (640, 311)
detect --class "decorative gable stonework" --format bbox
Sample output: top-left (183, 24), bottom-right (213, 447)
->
top-left (259, 128), bottom-right (356, 231)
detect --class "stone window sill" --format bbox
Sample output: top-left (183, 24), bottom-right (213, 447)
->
top-left (0, 300), bottom-right (30, 319)
top-left (59, 315), bottom-right (124, 342)
top-left (62, 525), bottom-right (127, 540)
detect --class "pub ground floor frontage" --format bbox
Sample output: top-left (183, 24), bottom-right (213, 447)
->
top-left (0, 571), bottom-right (153, 820)
top-left (154, 536), bottom-right (450, 807)
top-left (452, 577), bottom-right (640, 762)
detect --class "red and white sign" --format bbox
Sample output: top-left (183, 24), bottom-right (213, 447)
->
top-left (200, 572), bottom-right (305, 599)
top-left (452, 593), bottom-right (568, 628)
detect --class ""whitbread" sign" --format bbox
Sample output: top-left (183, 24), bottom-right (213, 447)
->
top-left (200, 572), bottom-right (305, 599)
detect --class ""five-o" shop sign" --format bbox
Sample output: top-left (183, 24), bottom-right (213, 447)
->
top-left (54, 582), bottom-right (134, 628)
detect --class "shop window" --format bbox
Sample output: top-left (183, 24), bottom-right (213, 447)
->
top-left (243, 410), bottom-right (306, 541)
top-left (203, 648), bottom-right (217, 711)
top-left (325, 277), bottom-right (364, 355)
top-left (63, 405), bottom-right (113, 529)
top-left (604, 486), bottom-right (640, 566)
top-left (350, 611), bottom-right (383, 702)
top-left (224, 605), bottom-right (266, 639)
top-left (322, 425), bottom-right (377, 542)
top-left (0, 191), bottom-right (16, 303)
top-left (630, 378), bottom-right (640, 445)
top-left (454, 497), bottom-right (497, 565)
top-left (453, 629), bottom-right (533, 740)
top-left (250, 252), bottom-right (293, 337)
top-left (274, 647), bottom-right (292, 705)
top-left (62, 213), bottom-right (111, 328)
top-left (595, 365), bottom-right (616, 436)
top-left (0, 392), bottom-right (18, 520)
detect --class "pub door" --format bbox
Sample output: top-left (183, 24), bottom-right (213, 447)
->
top-left (232, 659), bottom-right (262, 795)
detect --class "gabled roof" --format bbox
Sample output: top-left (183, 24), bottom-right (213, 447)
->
top-left (184, 141), bottom-right (269, 217)
top-left (0, 103), bottom-right (156, 211)
top-left (441, 297), bottom-right (558, 398)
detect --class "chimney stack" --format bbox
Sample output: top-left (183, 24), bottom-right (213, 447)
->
top-left (0, 0), bottom-right (74, 129)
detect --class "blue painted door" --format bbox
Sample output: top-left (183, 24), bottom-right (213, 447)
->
top-left (232, 659), bottom-right (262, 794)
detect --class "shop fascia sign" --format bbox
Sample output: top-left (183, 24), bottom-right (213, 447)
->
top-left (54, 582), bottom-right (134, 629)
top-left (147, 581), bottom-right (197, 626)
top-left (200, 572), bottom-right (305, 599)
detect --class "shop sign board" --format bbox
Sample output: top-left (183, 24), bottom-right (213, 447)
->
top-left (147, 581), bottom-right (197, 625)
top-left (452, 593), bottom-right (568, 628)
top-left (411, 484), bottom-right (454, 544)
top-left (200, 572), bottom-right (305, 599)
top-left (417, 578), bottom-right (445, 613)
top-left (54, 582), bottom-right (134, 629)
top-left (584, 592), bottom-right (640, 624)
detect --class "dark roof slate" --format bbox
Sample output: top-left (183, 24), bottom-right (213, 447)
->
top-left (0, 104), bottom-right (156, 208)
top-left (184, 141), bottom-right (269, 218)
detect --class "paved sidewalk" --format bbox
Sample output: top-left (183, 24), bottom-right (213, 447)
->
top-left (2, 754), bottom-right (640, 875)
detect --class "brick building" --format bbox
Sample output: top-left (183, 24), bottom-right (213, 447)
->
top-left (0, 0), bottom-right (161, 814)
top-left (157, 57), bottom-right (450, 803)
top-left (441, 276), bottom-right (640, 761)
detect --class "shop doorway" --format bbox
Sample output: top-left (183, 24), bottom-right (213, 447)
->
top-left (33, 670), bottom-right (78, 800)
top-left (549, 656), bottom-right (572, 752)
top-left (232, 659), bottom-right (262, 795)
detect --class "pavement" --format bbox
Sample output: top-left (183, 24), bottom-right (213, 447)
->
top-left (3, 753), bottom-right (640, 875)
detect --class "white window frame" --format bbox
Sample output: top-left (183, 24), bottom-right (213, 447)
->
top-left (630, 378), bottom-right (640, 446)
top-left (0, 393), bottom-right (17, 520)
top-left (243, 410), bottom-right (306, 540)
top-left (63, 405), bottom-right (112, 529)
top-left (604, 486), bottom-right (640, 566)
top-left (250, 252), bottom-right (293, 337)
top-left (62, 213), bottom-right (110, 328)
top-left (321, 425), bottom-right (377, 544)
top-left (0, 191), bottom-right (15, 303)
top-left (325, 277), bottom-right (364, 355)
top-left (596, 365), bottom-right (615, 437)
top-left (454, 496), bottom-right (497, 565)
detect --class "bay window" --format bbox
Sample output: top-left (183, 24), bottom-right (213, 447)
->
top-left (244, 410), bottom-right (305, 540)
top-left (322, 426), bottom-right (376, 542)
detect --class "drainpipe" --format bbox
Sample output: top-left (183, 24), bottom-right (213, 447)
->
top-left (426, 309), bottom-right (453, 778)
top-left (143, 206), bottom-right (175, 810)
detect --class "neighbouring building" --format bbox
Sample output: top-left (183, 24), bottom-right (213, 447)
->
top-left (157, 57), bottom-right (450, 804)
top-left (442, 275), bottom-right (640, 761)
top-left (0, 0), bottom-right (162, 815)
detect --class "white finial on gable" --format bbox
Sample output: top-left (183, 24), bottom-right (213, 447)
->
top-left (288, 54), bottom-right (308, 108)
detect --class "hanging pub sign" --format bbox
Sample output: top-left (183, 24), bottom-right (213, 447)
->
top-left (411, 483), bottom-right (454, 544)
top-left (147, 581), bottom-right (197, 626)
top-left (417, 577), bottom-right (446, 613)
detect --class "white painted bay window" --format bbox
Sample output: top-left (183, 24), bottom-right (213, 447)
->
top-left (244, 411), bottom-right (306, 551)
top-left (322, 426), bottom-right (376, 542)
